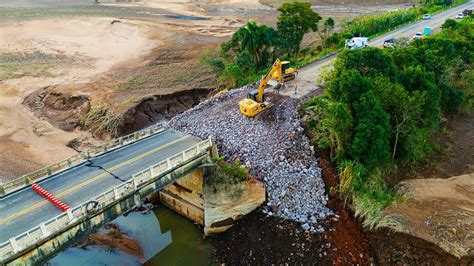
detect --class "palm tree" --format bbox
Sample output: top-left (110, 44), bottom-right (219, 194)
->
top-left (232, 22), bottom-right (277, 69)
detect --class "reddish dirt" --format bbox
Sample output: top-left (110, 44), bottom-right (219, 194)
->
top-left (315, 149), bottom-right (371, 265)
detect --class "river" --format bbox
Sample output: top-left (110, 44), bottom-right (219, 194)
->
top-left (48, 204), bottom-right (214, 265)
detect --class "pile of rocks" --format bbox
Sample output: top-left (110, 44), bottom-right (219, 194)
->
top-left (168, 85), bottom-right (331, 232)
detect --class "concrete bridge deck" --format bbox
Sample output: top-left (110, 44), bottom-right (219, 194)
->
top-left (0, 129), bottom-right (200, 244)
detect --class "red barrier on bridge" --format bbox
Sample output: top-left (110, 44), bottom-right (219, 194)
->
top-left (31, 183), bottom-right (70, 212)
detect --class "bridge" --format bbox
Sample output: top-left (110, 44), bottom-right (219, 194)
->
top-left (0, 125), bottom-right (214, 265)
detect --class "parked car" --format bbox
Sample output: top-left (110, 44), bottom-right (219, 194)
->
top-left (455, 13), bottom-right (464, 19)
top-left (413, 32), bottom-right (423, 40)
top-left (383, 37), bottom-right (409, 48)
top-left (383, 38), bottom-right (397, 48)
top-left (462, 9), bottom-right (472, 16)
top-left (422, 14), bottom-right (431, 20)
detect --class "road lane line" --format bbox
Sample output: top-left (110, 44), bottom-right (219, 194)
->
top-left (0, 135), bottom-right (191, 225)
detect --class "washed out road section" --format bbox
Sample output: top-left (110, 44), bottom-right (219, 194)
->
top-left (0, 129), bottom-right (200, 243)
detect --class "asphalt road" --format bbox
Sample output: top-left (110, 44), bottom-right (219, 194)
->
top-left (0, 129), bottom-right (200, 243)
top-left (280, 0), bottom-right (474, 98)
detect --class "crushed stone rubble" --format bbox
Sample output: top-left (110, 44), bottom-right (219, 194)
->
top-left (167, 84), bottom-right (332, 232)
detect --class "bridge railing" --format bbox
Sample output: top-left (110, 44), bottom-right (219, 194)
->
top-left (0, 124), bottom-right (166, 196)
top-left (0, 137), bottom-right (213, 262)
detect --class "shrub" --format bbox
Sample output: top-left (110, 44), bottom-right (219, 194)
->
top-left (210, 156), bottom-right (249, 185)
top-left (81, 107), bottom-right (123, 137)
top-left (345, 8), bottom-right (418, 37)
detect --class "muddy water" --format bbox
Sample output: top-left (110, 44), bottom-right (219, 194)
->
top-left (48, 204), bottom-right (213, 265)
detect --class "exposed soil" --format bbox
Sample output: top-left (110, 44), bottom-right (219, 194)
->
top-left (209, 209), bottom-right (333, 265)
top-left (370, 228), bottom-right (474, 265)
top-left (417, 112), bottom-right (474, 179)
top-left (316, 149), bottom-right (371, 265)
top-left (23, 89), bottom-right (91, 132)
top-left (120, 88), bottom-right (213, 135)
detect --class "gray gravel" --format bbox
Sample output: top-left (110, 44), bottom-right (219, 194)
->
top-left (168, 84), bottom-right (331, 232)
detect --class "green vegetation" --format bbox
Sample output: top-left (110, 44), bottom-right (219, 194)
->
top-left (0, 6), bottom-right (139, 23)
top-left (210, 156), bottom-right (249, 185)
top-left (0, 52), bottom-right (62, 81)
top-left (120, 75), bottom-right (148, 91)
top-left (276, 2), bottom-right (322, 56)
top-left (81, 106), bottom-right (123, 136)
top-left (344, 8), bottom-right (419, 37)
top-left (303, 18), bottom-right (473, 229)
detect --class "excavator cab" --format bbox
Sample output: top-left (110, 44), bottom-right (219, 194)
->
top-left (239, 89), bottom-right (269, 117)
top-left (281, 61), bottom-right (291, 74)
top-left (273, 61), bottom-right (297, 81)
top-left (247, 89), bottom-right (264, 102)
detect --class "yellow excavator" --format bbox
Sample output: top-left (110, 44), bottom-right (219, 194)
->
top-left (239, 59), bottom-right (297, 117)
top-left (272, 60), bottom-right (297, 81)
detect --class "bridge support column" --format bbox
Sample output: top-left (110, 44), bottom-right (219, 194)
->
top-left (133, 193), bottom-right (141, 207)
top-left (113, 187), bottom-right (120, 200)
top-left (67, 209), bottom-right (74, 221)
top-left (9, 238), bottom-right (19, 253)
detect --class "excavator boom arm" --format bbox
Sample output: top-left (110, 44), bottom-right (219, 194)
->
top-left (256, 59), bottom-right (283, 102)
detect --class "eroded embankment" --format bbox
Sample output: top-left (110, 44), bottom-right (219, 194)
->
top-left (23, 87), bottom-right (213, 137)
top-left (120, 88), bottom-right (212, 135)
top-left (23, 89), bottom-right (91, 132)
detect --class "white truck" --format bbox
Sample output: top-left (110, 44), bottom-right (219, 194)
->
top-left (345, 36), bottom-right (369, 50)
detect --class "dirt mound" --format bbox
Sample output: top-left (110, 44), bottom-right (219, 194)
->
top-left (120, 88), bottom-right (212, 135)
top-left (384, 173), bottom-right (474, 260)
top-left (23, 89), bottom-right (90, 132)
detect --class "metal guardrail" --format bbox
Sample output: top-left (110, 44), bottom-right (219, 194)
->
top-left (0, 124), bottom-right (166, 197)
top-left (0, 137), bottom-right (212, 261)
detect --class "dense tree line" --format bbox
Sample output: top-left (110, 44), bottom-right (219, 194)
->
top-left (304, 18), bottom-right (473, 228)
